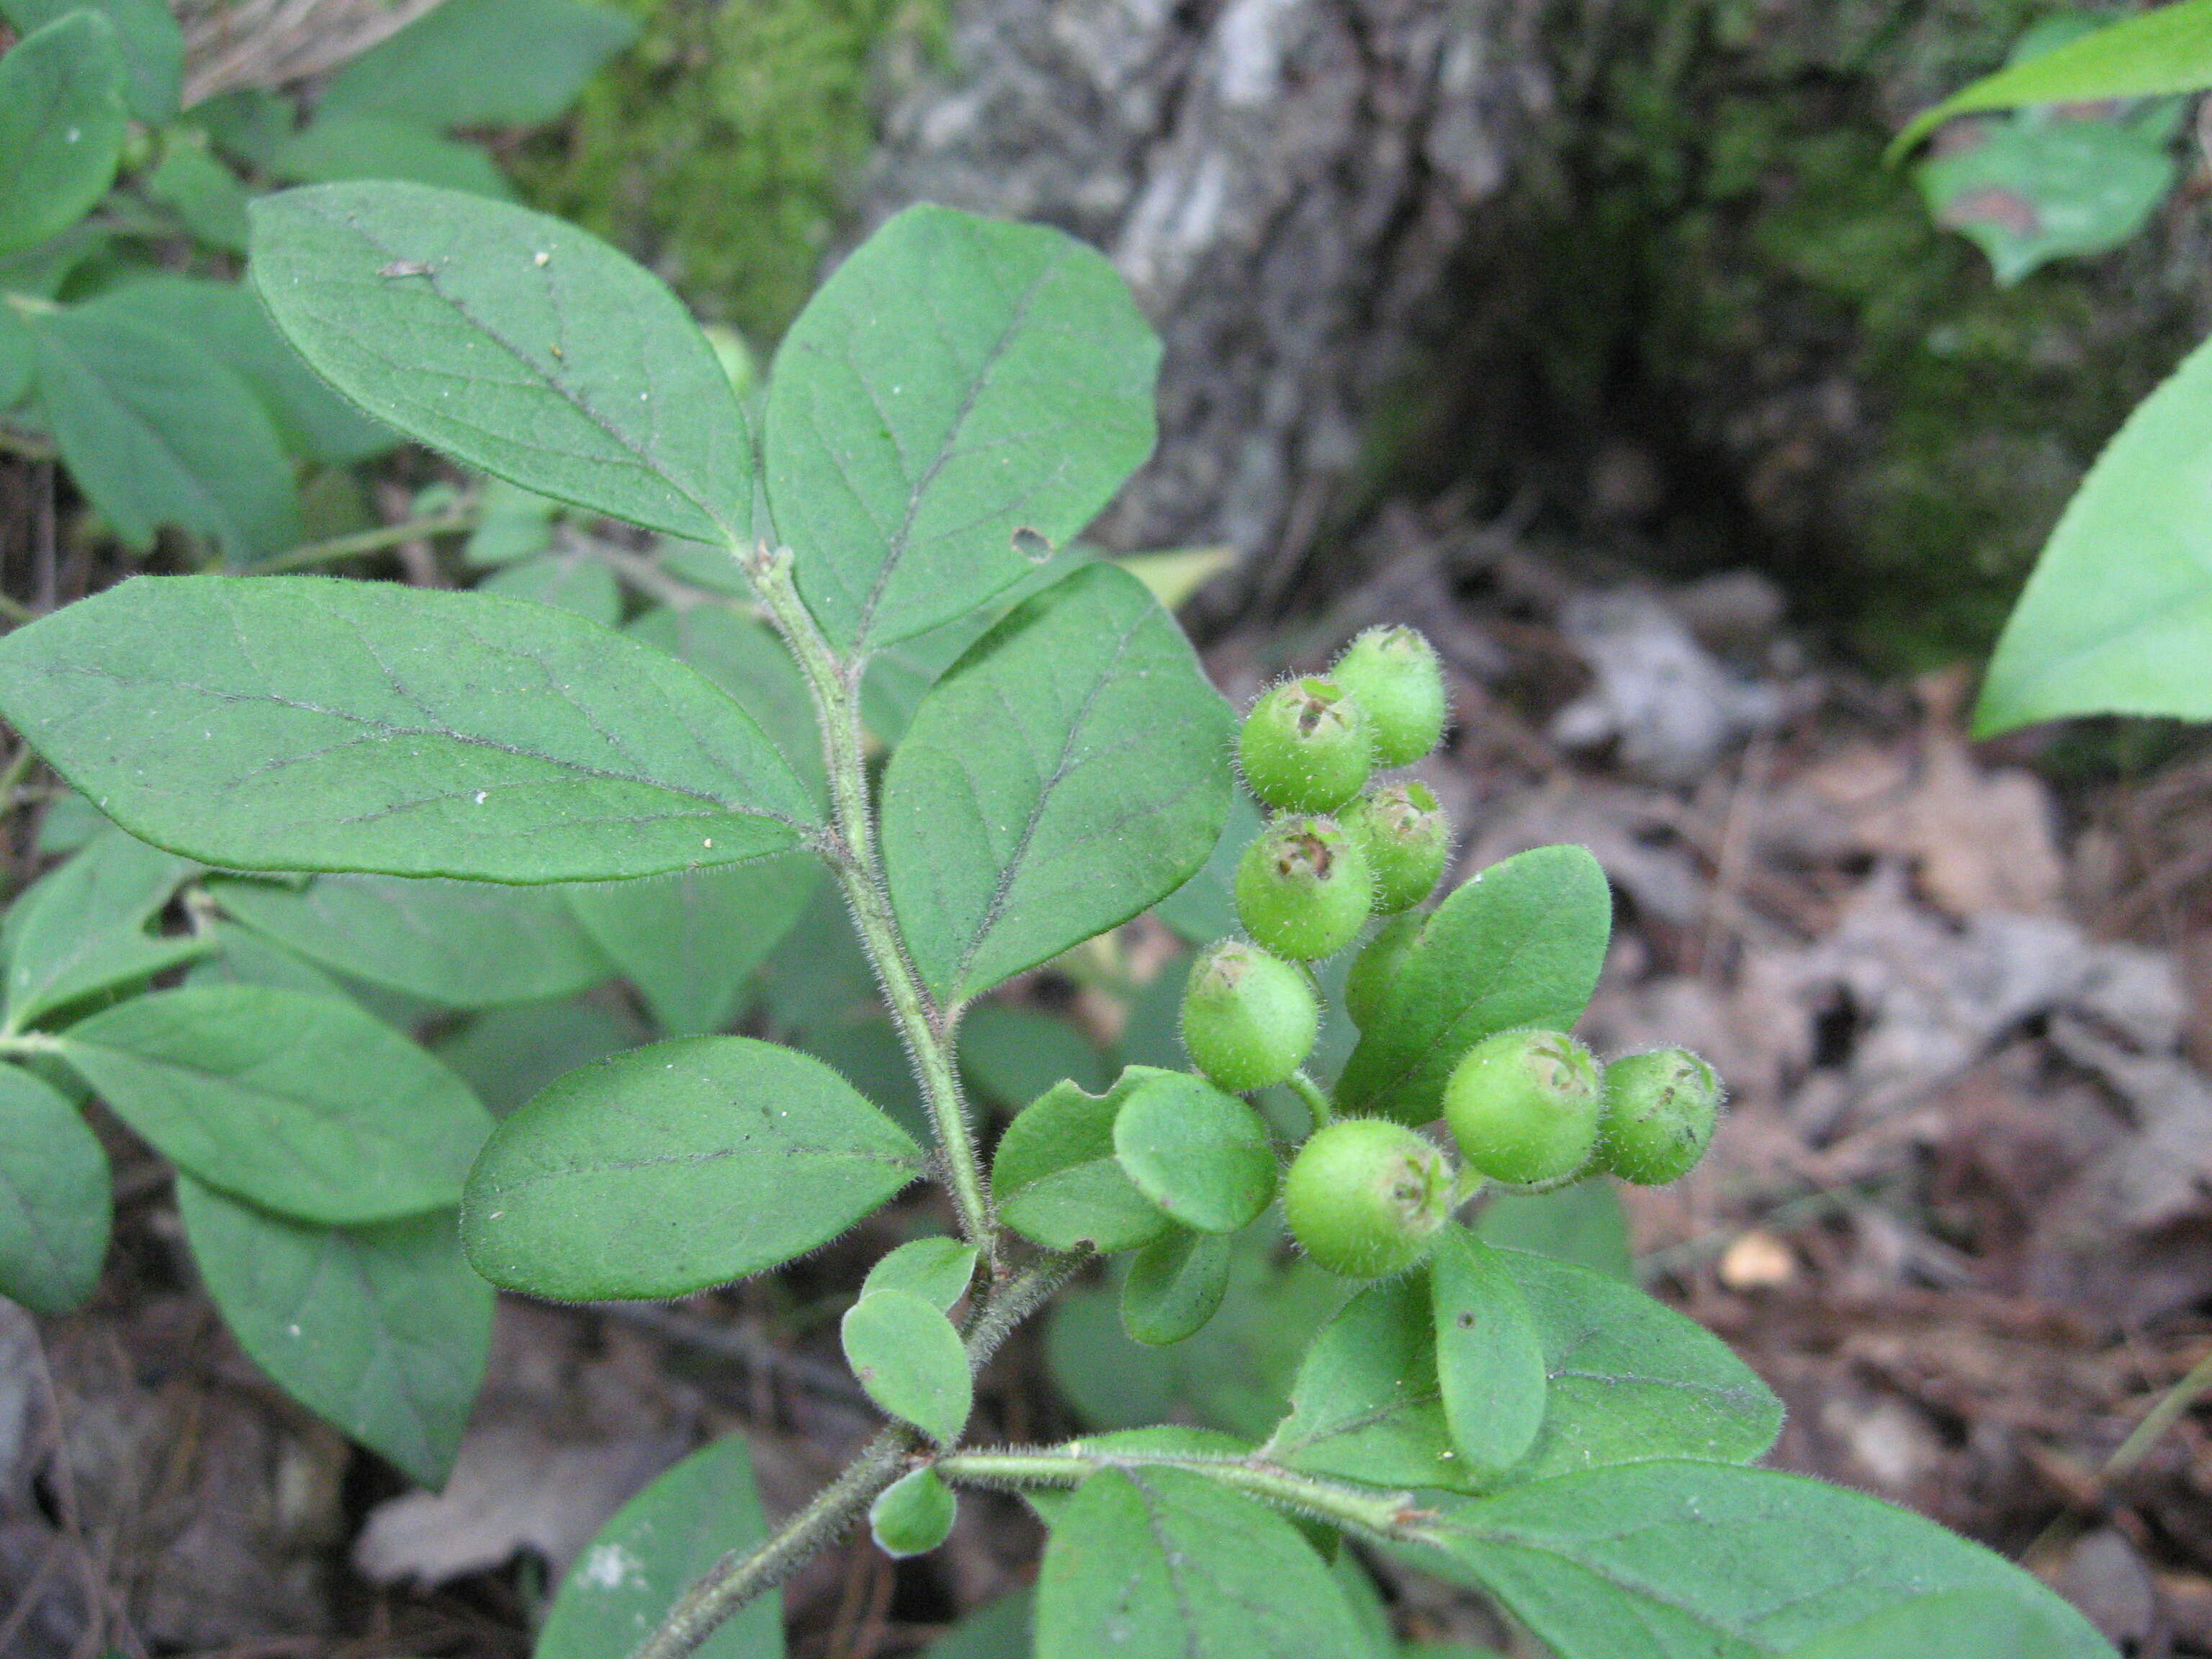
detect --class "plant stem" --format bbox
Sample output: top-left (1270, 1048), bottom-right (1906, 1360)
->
top-left (1287, 1068), bottom-right (1334, 1130)
top-left (626, 1251), bottom-right (1083, 1659)
top-left (935, 1444), bottom-right (1421, 1539)
top-left (741, 541), bottom-right (996, 1262)
top-left (258, 505), bottom-right (481, 572)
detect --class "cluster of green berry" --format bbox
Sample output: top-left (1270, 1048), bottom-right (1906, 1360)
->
top-left (1176, 626), bottom-right (1725, 1280)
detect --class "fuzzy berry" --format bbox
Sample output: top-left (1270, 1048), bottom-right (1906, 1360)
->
top-left (1598, 1048), bottom-right (1722, 1185)
top-left (1233, 814), bottom-right (1374, 961)
top-left (1344, 781), bottom-right (1449, 913)
top-left (1283, 1117), bottom-right (1454, 1277)
top-left (1330, 626), bottom-right (1447, 768)
top-left (1179, 940), bottom-right (1319, 1092)
top-left (1238, 677), bottom-right (1372, 814)
top-left (1443, 1028), bottom-right (1602, 1186)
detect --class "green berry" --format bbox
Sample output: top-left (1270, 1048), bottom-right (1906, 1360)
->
top-left (1233, 815), bottom-right (1373, 961)
top-left (1179, 940), bottom-right (1319, 1091)
top-left (1283, 1118), bottom-right (1454, 1277)
top-left (1598, 1048), bottom-right (1722, 1185)
top-left (1331, 626), bottom-right (1447, 767)
top-left (1238, 677), bottom-right (1372, 814)
top-left (1344, 781), bottom-right (1449, 912)
top-left (1346, 912), bottom-right (1423, 1028)
top-left (1443, 1029), bottom-right (1602, 1185)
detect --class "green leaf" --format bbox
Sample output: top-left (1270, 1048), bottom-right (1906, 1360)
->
top-left (1112, 1071), bottom-right (1276, 1235)
top-left (625, 605), bottom-right (825, 811)
top-left (1269, 1277), bottom-right (1469, 1491)
top-left (465, 479), bottom-right (559, 565)
top-left (249, 181), bottom-right (751, 543)
top-left (0, 12), bottom-right (126, 257)
top-left (144, 136), bottom-right (251, 252)
top-left (1474, 1179), bottom-right (1632, 1281)
top-left (1976, 329), bottom-right (2212, 732)
top-left (271, 114), bottom-right (513, 200)
top-left (1498, 1247), bottom-right (1781, 1482)
top-left (175, 1176), bottom-right (491, 1488)
top-left (1394, 1462), bottom-right (2114, 1659)
top-left (1120, 1226), bottom-right (1233, 1346)
top-left (460, 1035), bottom-right (922, 1300)
top-left (1891, 0), bottom-right (2212, 160)
top-left (922, 1590), bottom-right (1031, 1658)
top-left (0, 0), bottom-right (180, 124)
top-left (27, 297), bottom-right (303, 561)
top-left (1782, 1590), bottom-right (2099, 1659)
top-left (565, 855), bottom-right (820, 1038)
top-left (884, 565), bottom-right (1233, 1002)
top-left (320, 0), bottom-right (638, 130)
top-left (3, 824), bottom-right (206, 1031)
top-left (431, 995), bottom-right (643, 1117)
top-left (1033, 1467), bottom-right (1370, 1659)
top-left (1337, 846), bottom-right (1612, 1125)
top-left (212, 874), bottom-right (613, 1010)
top-left (0, 575), bottom-right (818, 881)
top-left (479, 551), bottom-right (622, 624)
top-left (765, 203), bottom-right (1160, 652)
top-left (871, 1467), bottom-right (958, 1558)
top-left (863, 1236), bottom-right (978, 1312)
top-left (0, 1062), bottom-right (109, 1314)
top-left (536, 1433), bottom-right (783, 1659)
top-left (958, 1004), bottom-right (1110, 1113)
top-left (92, 275), bottom-right (397, 467)
top-left (1156, 792), bottom-right (1265, 945)
top-left (60, 985), bottom-right (493, 1223)
top-left (1429, 1227), bottom-right (1547, 1476)
top-left (841, 1287), bottom-right (971, 1444)
top-left (992, 1067), bottom-right (1175, 1254)
top-left (191, 918), bottom-right (447, 1031)
top-left (1916, 118), bottom-right (2175, 286)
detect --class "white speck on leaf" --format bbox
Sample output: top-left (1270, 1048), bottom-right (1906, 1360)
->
top-left (578, 1543), bottom-right (644, 1591)
top-left (533, 251), bottom-right (549, 266)
top-left (474, 791), bottom-right (487, 804)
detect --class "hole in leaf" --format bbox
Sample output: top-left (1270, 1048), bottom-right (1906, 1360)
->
top-left (1011, 526), bottom-right (1052, 562)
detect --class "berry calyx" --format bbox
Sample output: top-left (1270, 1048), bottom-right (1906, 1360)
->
top-left (1238, 677), bottom-right (1372, 814)
top-left (1443, 1028), bottom-right (1602, 1185)
top-left (1283, 1118), bottom-right (1454, 1277)
top-left (1330, 626), bottom-right (1447, 768)
top-left (1598, 1048), bottom-right (1722, 1185)
top-left (1179, 940), bottom-right (1319, 1092)
top-left (1344, 781), bottom-right (1449, 913)
top-left (1233, 814), bottom-right (1374, 961)
top-left (1346, 912), bottom-right (1423, 1028)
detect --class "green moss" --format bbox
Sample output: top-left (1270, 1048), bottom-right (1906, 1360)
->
top-left (1475, 0), bottom-right (2199, 666)
top-left (511, 0), bottom-right (944, 343)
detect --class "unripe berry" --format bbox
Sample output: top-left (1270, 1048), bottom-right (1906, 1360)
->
top-left (1283, 1118), bottom-right (1454, 1277)
top-left (1331, 626), bottom-right (1447, 767)
top-left (1238, 677), bottom-right (1372, 814)
top-left (1344, 781), bottom-right (1449, 913)
top-left (1346, 912), bottom-right (1423, 1029)
top-left (1443, 1028), bottom-right (1602, 1186)
top-left (1233, 815), bottom-right (1373, 961)
top-left (1179, 940), bottom-right (1319, 1092)
top-left (1598, 1048), bottom-right (1722, 1185)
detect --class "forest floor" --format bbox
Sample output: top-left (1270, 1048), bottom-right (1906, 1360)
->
top-left (5, 496), bottom-right (2212, 1659)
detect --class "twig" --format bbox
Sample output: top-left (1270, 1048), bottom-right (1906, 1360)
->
top-left (257, 506), bottom-right (480, 573)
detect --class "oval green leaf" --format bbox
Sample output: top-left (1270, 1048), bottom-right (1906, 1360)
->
top-left (536, 1432), bottom-right (783, 1659)
top-left (883, 565), bottom-right (1233, 1003)
top-left (0, 1062), bottom-right (109, 1315)
top-left (212, 873), bottom-right (613, 1010)
top-left (461, 1035), bottom-right (923, 1300)
top-left (842, 1287), bottom-right (971, 1445)
top-left (1784, 1589), bottom-right (2100, 1659)
top-left (1111, 1071), bottom-right (1276, 1236)
top-left (1033, 1467), bottom-right (1370, 1659)
top-left (249, 181), bottom-right (751, 543)
top-left (3, 825), bottom-right (207, 1032)
top-left (765, 203), bottom-right (1160, 652)
top-left (1337, 845), bottom-right (1612, 1125)
top-left (1976, 329), bottom-right (2212, 733)
top-left (1120, 1226), bottom-right (1233, 1346)
top-left (871, 1466), bottom-right (958, 1558)
top-left (1269, 1277), bottom-right (1470, 1491)
top-left (1430, 1226), bottom-right (1547, 1476)
top-left (992, 1067), bottom-right (1176, 1254)
top-left (61, 986), bottom-right (492, 1224)
top-left (0, 575), bottom-right (819, 882)
top-left (863, 1236), bottom-right (979, 1313)
top-left (0, 12), bottom-right (127, 257)
top-left (1396, 1462), bottom-right (2114, 1659)
top-left (176, 1175), bottom-right (492, 1489)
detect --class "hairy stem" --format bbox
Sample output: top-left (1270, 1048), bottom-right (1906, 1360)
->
top-left (742, 541), bottom-right (996, 1259)
top-left (259, 505), bottom-right (481, 572)
top-left (935, 1444), bottom-right (1423, 1540)
top-left (627, 1251), bottom-right (1084, 1659)
top-left (1287, 1068), bottom-right (1334, 1131)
